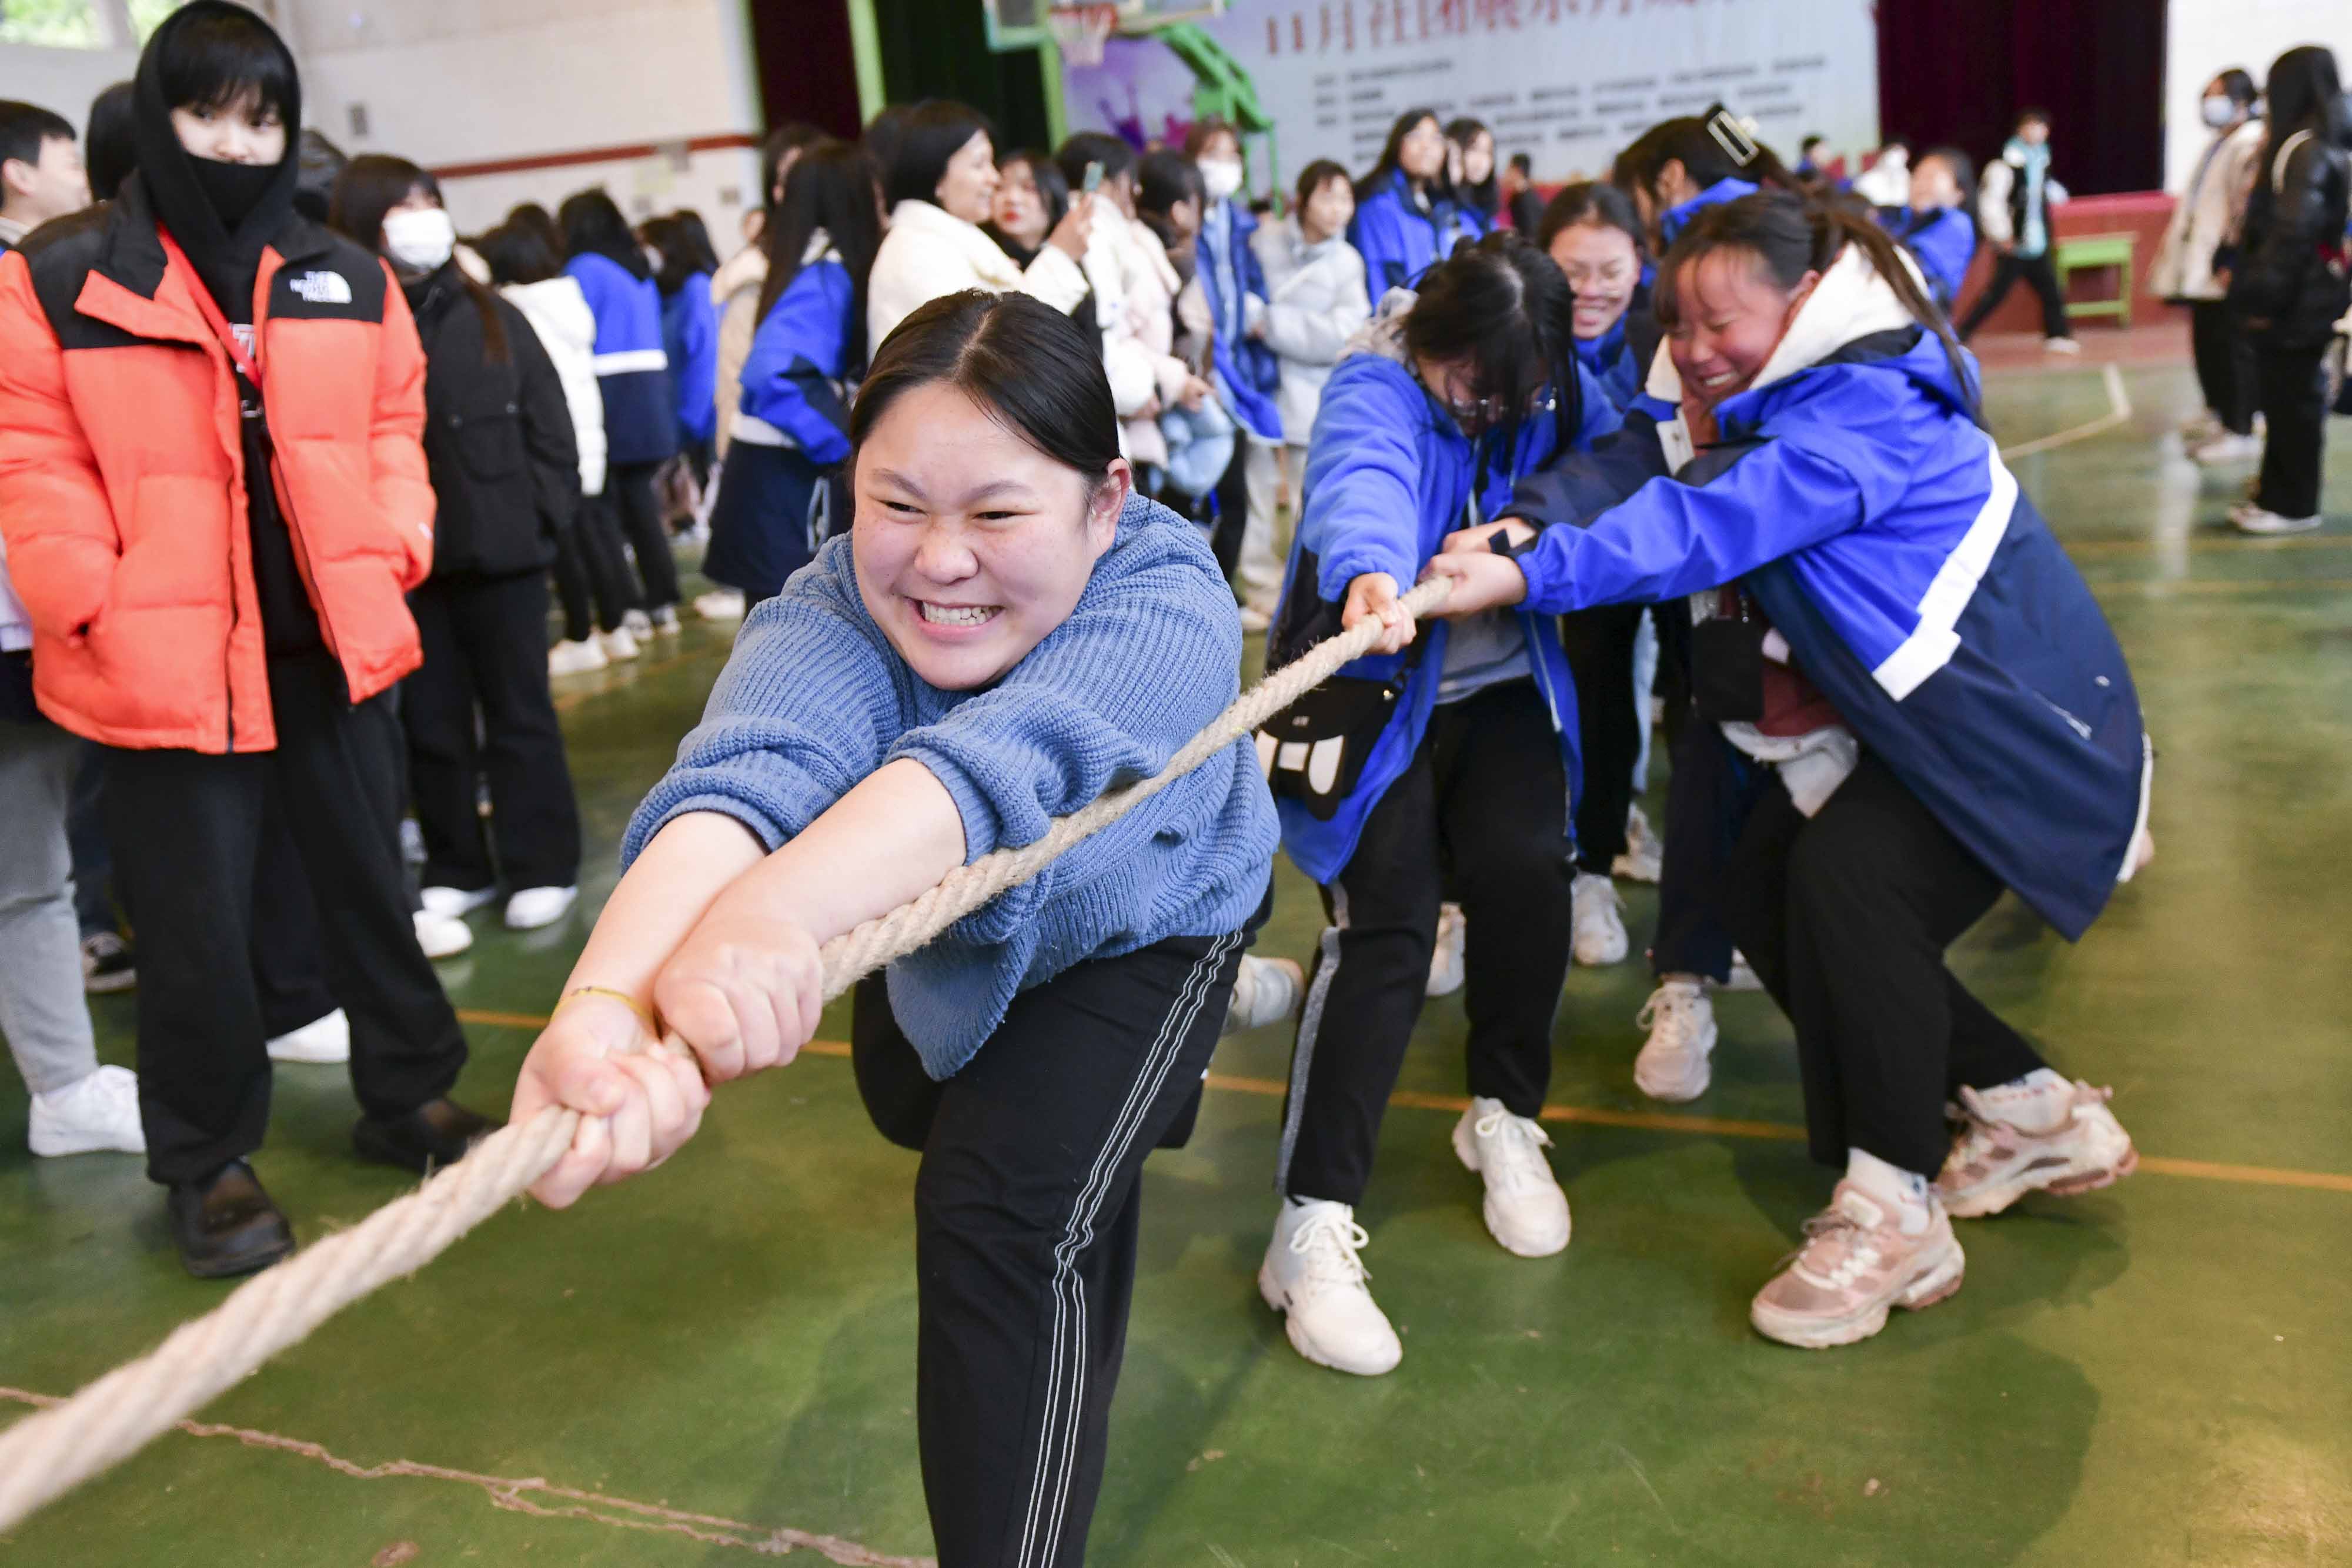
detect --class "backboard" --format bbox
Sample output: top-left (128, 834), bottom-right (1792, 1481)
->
top-left (983, 0), bottom-right (1225, 51)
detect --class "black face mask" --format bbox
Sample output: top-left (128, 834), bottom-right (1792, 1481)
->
top-left (188, 155), bottom-right (279, 231)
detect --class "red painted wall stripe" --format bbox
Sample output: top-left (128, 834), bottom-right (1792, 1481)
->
top-left (429, 132), bottom-right (759, 182)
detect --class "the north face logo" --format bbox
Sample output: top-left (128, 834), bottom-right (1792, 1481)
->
top-left (289, 270), bottom-right (352, 305)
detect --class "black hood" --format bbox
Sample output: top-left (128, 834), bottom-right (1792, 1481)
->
top-left (131, 0), bottom-right (303, 322)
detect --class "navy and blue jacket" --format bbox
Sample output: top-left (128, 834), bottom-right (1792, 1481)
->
top-left (1505, 290), bottom-right (2147, 941)
top-left (734, 252), bottom-right (858, 464)
top-left (1571, 281), bottom-right (1659, 414)
top-left (1658, 176), bottom-right (1758, 247)
top-left (1348, 169), bottom-right (1487, 296)
top-left (1271, 320), bottom-right (1620, 884)
top-left (660, 268), bottom-right (720, 449)
top-left (1882, 205), bottom-right (1976, 311)
top-left (565, 250), bottom-right (678, 466)
top-left (1197, 198), bottom-right (1283, 442)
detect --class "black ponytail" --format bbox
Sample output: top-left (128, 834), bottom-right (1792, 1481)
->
top-left (1402, 230), bottom-right (1585, 456)
top-left (1613, 105), bottom-right (1800, 213)
top-left (1652, 188), bottom-right (1981, 423)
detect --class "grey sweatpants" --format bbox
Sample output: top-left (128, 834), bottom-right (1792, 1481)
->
top-left (0, 714), bottom-right (100, 1095)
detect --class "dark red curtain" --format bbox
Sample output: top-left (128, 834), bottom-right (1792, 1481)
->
top-left (1875, 0), bottom-right (2167, 196)
top-left (749, 0), bottom-right (864, 141)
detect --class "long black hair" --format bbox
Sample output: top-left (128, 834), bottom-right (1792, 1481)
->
top-left (2260, 45), bottom-right (2342, 154)
top-left (1401, 230), bottom-right (1585, 454)
top-left (1357, 106), bottom-right (1448, 203)
top-left (1613, 105), bottom-right (1798, 213)
top-left (1444, 116), bottom-right (1498, 220)
top-left (759, 120), bottom-right (824, 210)
top-left (1653, 189), bottom-right (1979, 422)
top-left (474, 219), bottom-right (561, 286)
top-left (557, 186), bottom-right (649, 280)
top-left (851, 288), bottom-right (1120, 492)
top-left (755, 138), bottom-right (884, 369)
top-left (1137, 146), bottom-right (1205, 253)
top-left (884, 99), bottom-right (994, 211)
top-left (646, 209), bottom-right (719, 295)
top-left (988, 146), bottom-right (1069, 257)
top-left (83, 81), bottom-right (136, 203)
top-left (330, 154), bottom-right (509, 361)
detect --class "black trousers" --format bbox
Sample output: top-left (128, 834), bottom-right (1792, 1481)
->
top-left (1277, 679), bottom-right (1575, 1204)
top-left (607, 460), bottom-right (681, 610)
top-left (851, 931), bottom-right (1244, 1568)
top-left (2251, 337), bottom-right (2332, 520)
top-left (2189, 299), bottom-right (2259, 435)
top-left (402, 571), bottom-right (582, 892)
top-left (103, 653), bottom-right (469, 1184)
top-left (1959, 250), bottom-right (2071, 342)
top-left (550, 511), bottom-right (636, 640)
top-left (1714, 754), bottom-right (2047, 1176)
top-left (1559, 601), bottom-right (1646, 872)
top-left (1649, 721), bottom-right (1764, 983)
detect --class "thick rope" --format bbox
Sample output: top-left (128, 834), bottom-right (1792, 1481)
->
top-left (0, 577), bottom-right (1452, 1533)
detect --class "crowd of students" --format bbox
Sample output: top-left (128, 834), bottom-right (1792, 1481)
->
top-left (0, 6), bottom-right (2346, 1564)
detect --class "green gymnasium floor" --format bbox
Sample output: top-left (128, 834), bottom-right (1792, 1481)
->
top-left (4, 352), bottom-right (2349, 1567)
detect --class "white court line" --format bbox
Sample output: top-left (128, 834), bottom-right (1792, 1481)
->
top-left (1999, 363), bottom-right (2133, 460)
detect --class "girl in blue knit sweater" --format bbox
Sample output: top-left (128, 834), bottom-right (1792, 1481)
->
top-left (509, 290), bottom-right (1277, 1567)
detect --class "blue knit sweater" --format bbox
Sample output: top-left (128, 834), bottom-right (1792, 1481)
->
top-left (623, 494), bottom-right (1278, 1078)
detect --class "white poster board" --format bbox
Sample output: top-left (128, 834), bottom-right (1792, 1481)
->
top-left (1061, 0), bottom-right (1880, 186)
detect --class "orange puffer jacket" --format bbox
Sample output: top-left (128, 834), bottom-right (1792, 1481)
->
top-left (0, 183), bottom-right (434, 753)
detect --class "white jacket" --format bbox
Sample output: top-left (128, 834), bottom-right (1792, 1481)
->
top-left (867, 198), bottom-right (1090, 353)
top-left (1252, 216), bottom-right (1371, 444)
top-left (1, 538), bottom-right (29, 654)
top-left (500, 276), bottom-right (608, 496)
top-left (709, 242), bottom-right (769, 460)
top-left (2151, 118), bottom-right (2266, 300)
top-left (1085, 209), bottom-right (1192, 467)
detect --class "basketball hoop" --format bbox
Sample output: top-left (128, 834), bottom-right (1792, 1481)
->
top-left (1048, 2), bottom-right (1121, 67)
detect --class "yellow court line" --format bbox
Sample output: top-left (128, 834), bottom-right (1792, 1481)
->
top-left (455, 1012), bottom-right (2350, 1193)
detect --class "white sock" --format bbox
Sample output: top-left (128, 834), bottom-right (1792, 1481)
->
top-left (1845, 1148), bottom-right (1933, 1234)
top-left (1973, 1068), bottom-right (2072, 1135)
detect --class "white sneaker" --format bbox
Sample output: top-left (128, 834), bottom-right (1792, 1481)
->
top-left (2179, 410), bottom-right (2223, 446)
top-left (1258, 1200), bottom-right (1403, 1376)
top-left (694, 588), bottom-right (747, 622)
top-left (2190, 430), bottom-right (2262, 466)
top-left (1451, 1097), bottom-right (1571, 1257)
top-left (1425, 902), bottom-right (1466, 998)
top-left (650, 606), bottom-right (682, 637)
top-left (1936, 1080), bottom-right (2138, 1218)
top-left (2230, 501), bottom-right (2322, 536)
top-left (265, 1008), bottom-right (350, 1065)
top-left (1571, 872), bottom-right (1628, 966)
top-left (505, 885), bottom-right (579, 931)
top-left (1633, 979), bottom-right (1717, 1102)
top-left (28, 1064), bottom-right (145, 1156)
top-left (419, 884), bottom-right (499, 919)
top-left (1222, 954), bottom-right (1302, 1036)
top-left (1750, 1182), bottom-right (1965, 1349)
top-left (1722, 950), bottom-right (1765, 992)
top-left (621, 607), bottom-right (655, 639)
top-left (1612, 804), bottom-right (1662, 883)
top-left (413, 908), bottom-right (474, 959)
top-left (2044, 336), bottom-right (2082, 355)
top-left (599, 626), bottom-right (642, 662)
top-left (547, 637), bottom-right (607, 677)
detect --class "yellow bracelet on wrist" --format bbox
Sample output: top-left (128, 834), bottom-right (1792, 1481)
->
top-left (554, 985), bottom-right (659, 1037)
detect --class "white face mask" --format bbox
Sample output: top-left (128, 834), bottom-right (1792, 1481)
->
top-left (2200, 95), bottom-right (2239, 129)
top-left (383, 206), bottom-right (456, 272)
top-left (1198, 156), bottom-right (1244, 202)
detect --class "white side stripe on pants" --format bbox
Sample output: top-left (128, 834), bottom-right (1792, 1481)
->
top-left (1013, 930), bottom-right (1241, 1568)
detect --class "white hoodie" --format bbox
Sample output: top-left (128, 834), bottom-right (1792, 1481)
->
top-left (499, 275), bottom-right (608, 496)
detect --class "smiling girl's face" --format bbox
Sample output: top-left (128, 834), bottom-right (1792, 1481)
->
top-left (1666, 247), bottom-right (1818, 409)
top-left (852, 382), bottom-right (1131, 690)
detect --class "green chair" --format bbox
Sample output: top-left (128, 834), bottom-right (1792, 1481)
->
top-left (2053, 232), bottom-right (2136, 330)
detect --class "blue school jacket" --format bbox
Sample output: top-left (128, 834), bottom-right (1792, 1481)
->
top-left (565, 251), bottom-right (679, 466)
top-left (1886, 206), bottom-right (1976, 312)
top-left (1573, 310), bottom-right (1645, 413)
top-left (1197, 198), bottom-right (1284, 442)
top-left (1348, 169), bottom-right (1488, 296)
top-left (1272, 329), bottom-right (1621, 884)
top-left (1658, 176), bottom-right (1759, 247)
top-left (736, 255), bottom-right (857, 464)
top-left (1505, 327), bottom-right (2149, 941)
top-left (660, 269), bottom-right (720, 447)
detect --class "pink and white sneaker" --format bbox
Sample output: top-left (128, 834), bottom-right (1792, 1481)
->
top-left (1750, 1182), bottom-right (1965, 1349)
top-left (1936, 1081), bottom-right (2137, 1219)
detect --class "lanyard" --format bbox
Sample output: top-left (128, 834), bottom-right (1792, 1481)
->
top-left (156, 224), bottom-right (263, 389)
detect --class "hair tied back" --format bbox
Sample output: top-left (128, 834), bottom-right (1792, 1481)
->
top-left (1707, 110), bottom-right (1761, 169)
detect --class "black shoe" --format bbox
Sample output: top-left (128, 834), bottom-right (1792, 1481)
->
top-left (81, 931), bottom-right (136, 994)
top-left (167, 1161), bottom-right (295, 1279)
top-left (352, 1098), bottom-right (502, 1175)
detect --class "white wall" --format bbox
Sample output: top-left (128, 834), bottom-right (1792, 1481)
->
top-left (2164, 1), bottom-right (2351, 189)
top-left (291, 0), bottom-right (763, 233)
top-left (0, 41), bottom-right (142, 129)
